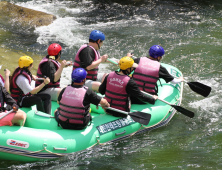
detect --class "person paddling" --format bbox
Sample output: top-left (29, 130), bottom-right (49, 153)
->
top-left (73, 30), bottom-right (109, 92)
top-left (54, 68), bottom-right (110, 130)
top-left (35, 43), bottom-right (72, 101)
top-left (10, 56), bottom-right (52, 114)
top-left (129, 45), bottom-right (184, 104)
top-left (98, 56), bottom-right (158, 117)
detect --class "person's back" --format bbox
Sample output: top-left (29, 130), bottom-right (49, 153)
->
top-left (99, 56), bottom-right (158, 117)
top-left (54, 68), bottom-right (109, 130)
top-left (35, 43), bottom-right (72, 101)
top-left (130, 45), bottom-right (184, 100)
top-left (133, 57), bottom-right (160, 95)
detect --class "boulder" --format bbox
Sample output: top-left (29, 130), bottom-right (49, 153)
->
top-left (0, 1), bottom-right (57, 27)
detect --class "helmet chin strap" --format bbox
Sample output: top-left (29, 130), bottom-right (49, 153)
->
top-left (96, 40), bottom-right (101, 50)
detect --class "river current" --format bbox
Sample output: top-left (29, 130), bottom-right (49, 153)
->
top-left (0, 0), bottom-right (222, 169)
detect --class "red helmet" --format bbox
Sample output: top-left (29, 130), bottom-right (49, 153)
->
top-left (47, 43), bottom-right (62, 56)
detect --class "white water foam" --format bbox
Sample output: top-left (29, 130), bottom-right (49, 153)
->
top-left (189, 78), bottom-right (222, 118)
top-left (16, 1), bottom-right (85, 47)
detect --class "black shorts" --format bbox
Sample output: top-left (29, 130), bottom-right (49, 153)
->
top-left (55, 110), bottom-right (91, 130)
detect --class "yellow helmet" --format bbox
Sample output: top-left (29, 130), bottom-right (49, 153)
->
top-left (18, 56), bottom-right (33, 68)
top-left (119, 56), bottom-right (134, 70)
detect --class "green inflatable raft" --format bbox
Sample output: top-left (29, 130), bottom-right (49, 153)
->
top-left (0, 63), bottom-right (183, 162)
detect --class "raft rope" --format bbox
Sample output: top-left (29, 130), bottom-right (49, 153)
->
top-left (0, 143), bottom-right (65, 159)
top-left (91, 96), bottom-right (181, 147)
top-left (1, 84), bottom-right (183, 158)
top-left (0, 99), bottom-right (180, 159)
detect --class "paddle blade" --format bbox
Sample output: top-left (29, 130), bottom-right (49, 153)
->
top-left (129, 112), bottom-right (151, 125)
top-left (187, 82), bottom-right (211, 97)
top-left (172, 105), bottom-right (194, 118)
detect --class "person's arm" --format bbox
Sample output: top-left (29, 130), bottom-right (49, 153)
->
top-left (16, 75), bottom-right (50, 95)
top-left (57, 87), bottom-right (66, 104)
top-left (159, 65), bottom-right (174, 83)
top-left (126, 79), bottom-right (156, 104)
top-left (133, 58), bottom-right (140, 64)
top-left (4, 69), bottom-right (10, 92)
top-left (86, 55), bottom-right (108, 70)
top-left (0, 83), bottom-right (17, 108)
top-left (30, 78), bottom-right (50, 94)
top-left (99, 98), bottom-right (110, 109)
top-left (98, 75), bottom-right (108, 95)
top-left (79, 47), bottom-right (107, 71)
top-left (41, 61), bottom-right (66, 83)
top-left (159, 65), bottom-right (184, 83)
top-left (54, 60), bottom-right (66, 82)
top-left (84, 89), bottom-right (110, 108)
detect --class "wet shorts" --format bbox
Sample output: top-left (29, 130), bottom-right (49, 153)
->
top-left (39, 88), bottom-right (60, 101)
top-left (0, 111), bottom-right (15, 126)
top-left (84, 74), bottom-right (103, 90)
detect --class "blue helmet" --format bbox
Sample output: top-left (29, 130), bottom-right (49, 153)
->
top-left (89, 30), bottom-right (105, 41)
top-left (72, 68), bottom-right (87, 83)
top-left (149, 45), bottom-right (165, 58)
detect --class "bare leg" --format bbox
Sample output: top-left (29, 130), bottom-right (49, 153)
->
top-left (101, 73), bottom-right (108, 83)
top-left (92, 81), bottom-right (101, 92)
top-left (11, 110), bottom-right (26, 126)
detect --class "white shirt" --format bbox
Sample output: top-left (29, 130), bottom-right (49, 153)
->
top-left (16, 75), bottom-right (33, 95)
top-left (0, 77), bottom-right (4, 87)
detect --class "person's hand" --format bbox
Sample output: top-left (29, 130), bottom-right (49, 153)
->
top-left (127, 53), bottom-right (133, 57)
top-left (61, 60), bottom-right (67, 68)
top-left (100, 98), bottom-right (110, 110)
top-left (65, 61), bottom-right (73, 67)
top-left (32, 75), bottom-right (38, 81)
top-left (4, 69), bottom-right (10, 77)
top-left (43, 77), bottom-right (50, 85)
top-left (178, 77), bottom-right (184, 82)
top-left (101, 54), bottom-right (108, 62)
top-left (12, 104), bottom-right (19, 111)
top-left (152, 95), bottom-right (158, 100)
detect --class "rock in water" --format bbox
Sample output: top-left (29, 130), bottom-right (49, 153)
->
top-left (0, 1), bottom-right (57, 27)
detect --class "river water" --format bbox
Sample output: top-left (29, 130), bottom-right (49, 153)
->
top-left (0, 0), bottom-right (222, 169)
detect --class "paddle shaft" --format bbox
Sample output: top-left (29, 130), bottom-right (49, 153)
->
top-left (100, 104), bottom-right (128, 115)
top-left (141, 91), bottom-right (172, 105)
top-left (107, 58), bottom-right (118, 65)
top-left (141, 91), bottom-right (194, 118)
top-left (99, 104), bottom-right (151, 125)
top-left (0, 109), bottom-right (14, 120)
top-left (35, 78), bottom-right (44, 81)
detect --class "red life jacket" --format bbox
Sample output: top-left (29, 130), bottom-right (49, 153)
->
top-left (10, 69), bottom-right (32, 102)
top-left (104, 71), bottom-right (130, 111)
top-left (133, 57), bottom-right (160, 94)
top-left (58, 85), bottom-right (90, 125)
top-left (35, 57), bottom-right (61, 88)
top-left (73, 44), bottom-right (100, 81)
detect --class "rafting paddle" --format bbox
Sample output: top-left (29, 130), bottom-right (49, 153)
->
top-left (108, 58), bottom-right (211, 97)
top-left (100, 105), bottom-right (151, 125)
top-left (141, 91), bottom-right (194, 118)
top-left (183, 80), bottom-right (211, 97)
top-left (0, 109), bottom-right (14, 120)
